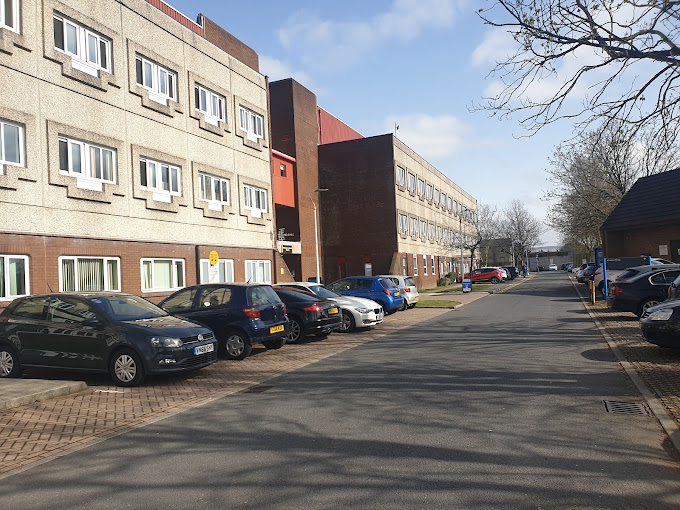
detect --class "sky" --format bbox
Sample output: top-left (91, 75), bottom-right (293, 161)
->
top-left (165, 0), bottom-right (579, 246)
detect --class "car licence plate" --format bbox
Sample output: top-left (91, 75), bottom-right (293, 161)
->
top-left (270, 325), bottom-right (284, 334)
top-left (414, 296), bottom-right (419, 301)
top-left (194, 343), bottom-right (214, 355)
top-left (329, 307), bottom-right (338, 314)
top-left (395, 292), bottom-right (400, 296)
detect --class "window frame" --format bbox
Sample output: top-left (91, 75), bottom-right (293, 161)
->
top-left (0, 254), bottom-right (29, 301)
top-left (139, 157), bottom-right (181, 198)
top-left (426, 183), bottom-right (433, 202)
top-left (0, 119), bottom-right (24, 175)
top-left (242, 183), bottom-right (268, 218)
top-left (194, 83), bottom-right (225, 126)
top-left (58, 135), bottom-right (116, 186)
top-left (53, 13), bottom-right (111, 76)
top-left (238, 106), bottom-right (264, 142)
top-left (434, 188), bottom-right (440, 208)
top-left (410, 216), bottom-right (418, 237)
top-left (199, 258), bottom-right (235, 284)
top-left (135, 54), bottom-right (177, 105)
top-left (199, 172), bottom-right (230, 206)
top-left (407, 172), bottom-right (416, 194)
top-left (413, 255), bottom-right (418, 276)
top-left (58, 256), bottom-right (120, 293)
top-left (396, 165), bottom-right (406, 187)
top-left (140, 257), bottom-right (185, 293)
top-left (417, 178), bottom-right (425, 198)
top-left (399, 213), bottom-right (408, 235)
top-left (1, 0), bottom-right (19, 33)
top-left (420, 219), bottom-right (427, 239)
top-left (423, 256), bottom-right (428, 276)
top-left (245, 260), bottom-right (272, 284)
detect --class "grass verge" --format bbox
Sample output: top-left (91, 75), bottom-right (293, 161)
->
top-left (417, 300), bottom-right (461, 308)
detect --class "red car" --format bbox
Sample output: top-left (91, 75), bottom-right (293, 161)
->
top-left (458, 267), bottom-right (504, 284)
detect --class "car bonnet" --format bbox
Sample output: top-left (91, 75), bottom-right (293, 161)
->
top-left (122, 315), bottom-right (211, 336)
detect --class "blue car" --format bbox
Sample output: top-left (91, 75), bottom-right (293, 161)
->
top-left (326, 276), bottom-right (404, 314)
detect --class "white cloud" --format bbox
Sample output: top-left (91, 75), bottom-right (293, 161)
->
top-left (384, 113), bottom-right (471, 160)
top-left (470, 28), bottom-right (515, 67)
top-left (278, 1), bottom-right (463, 72)
top-left (259, 56), bottom-right (331, 97)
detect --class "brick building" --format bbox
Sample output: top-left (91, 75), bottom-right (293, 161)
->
top-left (0, 0), bottom-right (290, 307)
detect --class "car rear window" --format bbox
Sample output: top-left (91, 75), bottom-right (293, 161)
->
top-left (617, 269), bottom-right (640, 280)
top-left (10, 297), bottom-right (48, 319)
top-left (380, 278), bottom-right (396, 288)
top-left (247, 285), bottom-right (282, 305)
top-left (404, 277), bottom-right (415, 287)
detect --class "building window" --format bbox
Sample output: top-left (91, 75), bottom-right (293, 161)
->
top-left (59, 256), bottom-right (120, 292)
top-left (242, 183), bottom-right (267, 218)
top-left (238, 106), bottom-right (264, 142)
top-left (401, 256), bottom-right (407, 276)
top-left (280, 163), bottom-right (286, 177)
top-left (447, 196), bottom-right (453, 212)
top-left (413, 255), bottom-right (418, 276)
top-left (423, 256), bottom-right (428, 276)
top-left (410, 217), bottom-right (418, 236)
top-left (437, 226), bottom-right (443, 242)
top-left (0, 119), bottom-right (24, 175)
top-left (200, 259), bottom-right (234, 284)
top-left (139, 157), bottom-right (180, 199)
top-left (454, 200), bottom-right (459, 215)
top-left (0, 254), bottom-right (28, 300)
top-left (428, 223), bottom-right (435, 240)
top-left (431, 255), bottom-right (435, 275)
top-left (194, 84), bottom-right (225, 126)
top-left (407, 173), bottom-right (416, 194)
top-left (199, 172), bottom-right (229, 205)
top-left (434, 188), bottom-right (440, 207)
top-left (135, 55), bottom-right (176, 105)
top-left (1, 0), bottom-right (18, 32)
top-left (245, 260), bottom-right (271, 284)
top-left (399, 213), bottom-right (408, 235)
top-left (441, 192), bottom-right (447, 208)
top-left (443, 228), bottom-right (448, 245)
top-left (141, 258), bottom-right (184, 292)
top-left (53, 14), bottom-right (111, 77)
top-left (417, 178), bottom-right (425, 197)
top-left (426, 183), bottom-right (433, 201)
top-left (58, 136), bottom-right (116, 188)
top-left (420, 220), bottom-right (427, 239)
top-left (396, 165), bottom-right (406, 187)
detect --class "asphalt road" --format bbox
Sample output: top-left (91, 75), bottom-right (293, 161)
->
top-left (2, 272), bottom-right (679, 509)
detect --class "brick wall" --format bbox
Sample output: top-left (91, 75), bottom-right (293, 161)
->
top-left (603, 226), bottom-right (680, 262)
top-left (201, 14), bottom-right (259, 72)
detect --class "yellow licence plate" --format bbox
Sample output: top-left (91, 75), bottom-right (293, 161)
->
top-left (329, 307), bottom-right (339, 314)
top-left (414, 296), bottom-right (419, 301)
top-left (395, 292), bottom-right (400, 296)
top-left (270, 325), bottom-right (284, 334)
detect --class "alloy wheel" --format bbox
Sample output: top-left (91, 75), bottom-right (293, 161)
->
top-left (226, 334), bottom-right (245, 357)
top-left (287, 320), bottom-right (302, 343)
top-left (0, 350), bottom-right (14, 376)
top-left (114, 354), bottom-right (137, 383)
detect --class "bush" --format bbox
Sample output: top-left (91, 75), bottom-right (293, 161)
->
top-left (437, 277), bottom-right (449, 287)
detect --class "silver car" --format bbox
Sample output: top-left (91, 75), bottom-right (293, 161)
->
top-left (275, 282), bottom-right (384, 333)
top-left (378, 275), bottom-right (420, 310)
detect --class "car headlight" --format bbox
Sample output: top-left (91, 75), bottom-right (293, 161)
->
top-left (357, 308), bottom-right (372, 313)
top-left (647, 309), bottom-right (673, 321)
top-left (150, 336), bottom-right (183, 348)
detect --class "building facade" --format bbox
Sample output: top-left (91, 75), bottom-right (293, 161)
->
top-left (318, 134), bottom-right (477, 288)
top-left (0, 0), bottom-right (286, 307)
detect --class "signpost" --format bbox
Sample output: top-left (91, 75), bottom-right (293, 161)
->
top-left (462, 277), bottom-right (471, 293)
top-left (208, 250), bottom-right (219, 283)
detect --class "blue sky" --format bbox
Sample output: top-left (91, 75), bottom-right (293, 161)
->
top-left (166, 0), bottom-right (573, 245)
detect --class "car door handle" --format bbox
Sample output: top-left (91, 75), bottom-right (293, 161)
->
top-left (40, 328), bottom-right (50, 334)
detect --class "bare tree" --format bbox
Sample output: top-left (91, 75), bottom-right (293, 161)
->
top-left (475, 0), bottom-right (680, 141)
top-left (443, 204), bottom-right (501, 273)
top-left (501, 200), bottom-right (544, 265)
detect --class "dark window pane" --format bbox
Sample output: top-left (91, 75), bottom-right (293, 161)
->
top-left (135, 57), bottom-right (142, 85)
top-left (53, 16), bottom-right (64, 50)
top-left (139, 160), bottom-right (147, 187)
top-left (100, 40), bottom-right (108, 70)
top-left (58, 139), bottom-right (68, 171)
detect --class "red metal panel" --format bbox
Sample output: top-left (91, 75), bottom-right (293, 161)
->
top-left (272, 154), bottom-right (296, 207)
top-left (317, 107), bottom-right (364, 145)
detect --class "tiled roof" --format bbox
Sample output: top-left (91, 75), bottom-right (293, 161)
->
top-left (601, 168), bottom-right (680, 231)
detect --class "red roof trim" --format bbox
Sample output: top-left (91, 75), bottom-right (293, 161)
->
top-left (144, 0), bottom-right (204, 36)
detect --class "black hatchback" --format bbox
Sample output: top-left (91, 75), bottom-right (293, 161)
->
top-left (0, 293), bottom-right (217, 386)
top-left (159, 284), bottom-right (289, 360)
top-left (273, 287), bottom-right (343, 343)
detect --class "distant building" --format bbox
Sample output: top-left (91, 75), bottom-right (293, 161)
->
top-left (601, 169), bottom-right (680, 262)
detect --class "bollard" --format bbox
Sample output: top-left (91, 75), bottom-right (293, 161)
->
top-left (589, 280), bottom-right (596, 304)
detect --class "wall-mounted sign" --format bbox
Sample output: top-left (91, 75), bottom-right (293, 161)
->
top-left (209, 250), bottom-right (219, 266)
top-left (659, 245), bottom-right (669, 256)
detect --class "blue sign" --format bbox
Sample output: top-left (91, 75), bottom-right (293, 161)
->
top-left (462, 278), bottom-right (471, 293)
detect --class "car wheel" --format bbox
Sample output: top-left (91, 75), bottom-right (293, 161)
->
top-left (408, 303), bottom-right (417, 309)
top-left (638, 299), bottom-right (662, 317)
top-left (597, 281), bottom-right (605, 296)
top-left (490, 277), bottom-right (500, 284)
top-left (0, 344), bottom-right (21, 378)
top-left (339, 311), bottom-right (356, 333)
top-left (223, 331), bottom-right (253, 360)
top-left (263, 337), bottom-right (286, 350)
top-left (400, 299), bottom-right (408, 311)
top-left (286, 318), bottom-right (304, 343)
top-left (110, 348), bottom-right (145, 387)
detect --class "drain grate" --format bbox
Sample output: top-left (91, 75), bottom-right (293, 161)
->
top-left (603, 400), bottom-right (652, 416)
top-left (240, 384), bottom-right (273, 394)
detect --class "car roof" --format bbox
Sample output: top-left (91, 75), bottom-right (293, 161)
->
top-left (16, 292), bottom-right (137, 299)
top-left (625, 264), bottom-right (680, 272)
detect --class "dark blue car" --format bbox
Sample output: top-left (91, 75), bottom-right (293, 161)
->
top-left (159, 284), bottom-right (289, 360)
top-left (326, 276), bottom-right (404, 314)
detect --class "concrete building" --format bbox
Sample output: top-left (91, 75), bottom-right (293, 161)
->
top-left (319, 134), bottom-right (477, 289)
top-left (0, 0), bottom-right (289, 307)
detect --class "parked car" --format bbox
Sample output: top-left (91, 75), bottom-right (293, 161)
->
top-left (572, 263), bottom-right (588, 274)
top-left (576, 263), bottom-right (598, 283)
top-left (607, 265), bottom-right (680, 316)
top-left (501, 266), bottom-right (519, 280)
top-left (563, 263), bottom-right (574, 271)
top-left (159, 284), bottom-right (288, 360)
top-left (276, 282), bottom-right (383, 333)
top-left (458, 267), bottom-right (504, 284)
top-left (326, 276), bottom-right (404, 314)
top-left (495, 267), bottom-right (509, 280)
top-left (272, 287), bottom-right (343, 343)
top-left (639, 300), bottom-right (680, 348)
top-left (0, 293), bottom-right (218, 386)
top-left (548, 263), bottom-right (558, 271)
top-left (378, 275), bottom-right (420, 310)
top-left (594, 258), bottom-right (674, 296)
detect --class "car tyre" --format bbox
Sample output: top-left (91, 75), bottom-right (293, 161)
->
top-left (408, 303), bottom-right (417, 309)
top-left (110, 348), bottom-right (145, 387)
top-left (339, 311), bottom-right (356, 333)
top-left (286, 318), bottom-right (304, 344)
top-left (263, 337), bottom-right (286, 350)
top-left (400, 299), bottom-right (408, 311)
top-left (490, 277), bottom-right (500, 284)
top-left (0, 344), bottom-right (21, 378)
top-left (223, 331), bottom-right (253, 360)
top-left (638, 299), bottom-right (662, 318)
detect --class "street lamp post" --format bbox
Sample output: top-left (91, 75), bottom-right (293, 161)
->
top-left (308, 188), bottom-right (328, 284)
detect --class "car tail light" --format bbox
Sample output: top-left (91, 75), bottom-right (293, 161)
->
top-left (405, 288), bottom-right (411, 293)
top-left (610, 286), bottom-right (623, 295)
top-left (283, 305), bottom-right (287, 315)
top-left (303, 304), bottom-right (323, 312)
top-left (383, 289), bottom-right (391, 295)
top-left (243, 307), bottom-right (260, 319)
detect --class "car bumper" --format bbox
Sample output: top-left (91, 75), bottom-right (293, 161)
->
top-left (640, 320), bottom-right (680, 348)
top-left (247, 320), bottom-right (290, 344)
top-left (305, 315), bottom-right (343, 334)
top-left (147, 340), bottom-right (218, 374)
top-left (358, 310), bottom-right (384, 326)
top-left (606, 297), bottom-right (638, 313)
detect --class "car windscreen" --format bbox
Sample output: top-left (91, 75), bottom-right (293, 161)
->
top-left (380, 278), bottom-right (396, 288)
top-left (404, 277), bottom-right (415, 287)
top-left (312, 285), bottom-right (341, 299)
top-left (247, 286), bottom-right (282, 306)
top-left (89, 295), bottom-right (167, 321)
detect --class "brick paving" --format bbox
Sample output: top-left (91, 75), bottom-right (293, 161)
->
top-left (0, 308), bottom-right (449, 477)
top-left (574, 283), bottom-right (680, 428)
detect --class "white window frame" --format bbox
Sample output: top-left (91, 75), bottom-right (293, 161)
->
top-left (1, 0), bottom-right (19, 33)
top-left (423, 256), bottom-right (428, 276)
top-left (441, 192), bottom-right (447, 208)
top-left (245, 260), bottom-right (271, 284)
top-left (428, 223), bottom-right (435, 240)
top-left (410, 217), bottom-right (418, 236)
top-left (437, 226), bottom-right (443, 242)
top-left (139, 157), bottom-right (181, 201)
top-left (53, 14), bottom-right (111, 77)
top-left (58, 136), bottom-right (116, 191)
top-left (407, 173), bottom-right (416, 193)
top-left (431, 255), bottom-right (436, 275)
top-left (58, 256), bottom-right (120, 293)
top-left (420, 220), bottom-right (427, 239)
top-left (141, 257), bottom-right (185, 292)
top-left (199, 258), bottom-right (235, 284)
top-left (0, 119), bottom-right (24, 175)
top-left (417, 178), bottom-right (425, 197)
top-left (199, 172), bottom-right (230, 209)
top-left (0, 254), bottom-right (29, 301)
top-left (399, 214), bottom-right (408, 235)
top-left (397, 166), bottom-right (406, 187)
top-left (242, 183), bottom-right (267, 218)
top-left (195, 84), bottom-right (225, 126)
top-left (135, 55), bottom-right (176, 105)
top-left (447, 196), bottom-right (453, 212)
top-left (413, 255), bottom-right (418, 276)
top-left (238, 106), bottom-right (264, 142)
top-left (434, 188), bottom-right (440, 207)
top-left (426, 183), bottom-right (433, 201)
